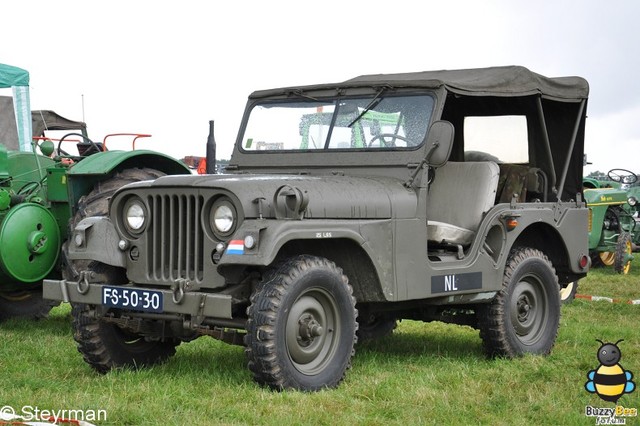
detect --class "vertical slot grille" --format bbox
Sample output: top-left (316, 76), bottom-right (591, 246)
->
top-left (148, 194), bottom-right (204, 283)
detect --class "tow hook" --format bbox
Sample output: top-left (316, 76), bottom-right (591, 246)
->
top-left (76, 270), bottom-right (93, 295)
top-left (172, 278), bottom-right (189, 304)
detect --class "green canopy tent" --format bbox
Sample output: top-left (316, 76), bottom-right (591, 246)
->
top-left (0, 63), bottom-right (32, 151)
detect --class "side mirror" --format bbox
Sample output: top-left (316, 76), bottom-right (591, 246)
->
top-left (424, 120), bottom-right (454, 168)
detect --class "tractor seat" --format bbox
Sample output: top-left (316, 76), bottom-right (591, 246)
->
top-left (427, 161), bottom-right (500, 247)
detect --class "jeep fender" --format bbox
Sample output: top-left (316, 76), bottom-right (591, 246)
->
top-left (478, 202), bottom-right (588, 281)
top-left (66, 216), bottom-right (126, 268)
top-left (218, 219), bottom-right (392, 300)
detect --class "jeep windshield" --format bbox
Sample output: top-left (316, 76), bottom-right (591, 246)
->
top-left (241, 94), bottom-right (434, 151)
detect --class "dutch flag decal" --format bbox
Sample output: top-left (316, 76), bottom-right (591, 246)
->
top-left (226, 240), bottom-right (245, 255)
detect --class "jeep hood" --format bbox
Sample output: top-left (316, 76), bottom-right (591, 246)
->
top-left (128, 174), bottom-right (417, 219)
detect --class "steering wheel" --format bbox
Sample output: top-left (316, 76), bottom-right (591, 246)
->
top-left (368, 133), bottom-right (411, 147)
top-left (608, 168), bottom-right (638, 185)
top-left (57, 133), bottom-right (102, 157)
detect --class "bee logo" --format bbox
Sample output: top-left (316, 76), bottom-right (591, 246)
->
top-left (585, 339), bottom-right (636, 403)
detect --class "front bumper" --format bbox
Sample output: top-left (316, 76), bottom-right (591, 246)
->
top-left (42, 279), bottom-right (233, 319)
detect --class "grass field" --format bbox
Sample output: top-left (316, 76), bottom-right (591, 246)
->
top-left (0, 266), bottom-right (638, 425)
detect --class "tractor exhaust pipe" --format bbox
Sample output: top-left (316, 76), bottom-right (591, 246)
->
top-left (206, 120), bottom-right (217, 174)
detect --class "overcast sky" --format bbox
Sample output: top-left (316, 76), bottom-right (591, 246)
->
top-left (2, 1), bottom-right (639, 175)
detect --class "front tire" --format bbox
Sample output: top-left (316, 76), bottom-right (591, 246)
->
top-left (245, 255), bottom-right (357, 391)
top-left (614, 232), bottom-right (632, 274)
top-left (71, 264), bottom-right (178, 373)
top-left (73, 304), bottom-right (179, 373)
top-left (478, 247), bottom-right (560, 358)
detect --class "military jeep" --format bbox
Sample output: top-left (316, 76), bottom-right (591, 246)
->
top-left (44, 66), bottom-right (590, 391)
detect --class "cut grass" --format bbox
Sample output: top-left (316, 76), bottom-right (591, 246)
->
top-left (577, 263), bottom-right (640, 301)
top-left (0, 267), bottom-right (638, 425)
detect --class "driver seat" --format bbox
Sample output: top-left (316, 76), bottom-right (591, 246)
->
top-left (427, 161), bottom-right (500, 248)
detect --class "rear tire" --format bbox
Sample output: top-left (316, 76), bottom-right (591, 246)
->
top-left (478, 247), bottom-right (560, 358)
top-left (0, 289), bottom-right (58, 321)
top-left (245, 255), bottom-right (357, 391)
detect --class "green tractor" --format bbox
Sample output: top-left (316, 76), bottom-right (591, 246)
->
top-left (622, 178), bottom-right (640, 250)
top-left (0, 63), bottom-right (190, 320)
top-left (583, 168), bottom-right (637, 274)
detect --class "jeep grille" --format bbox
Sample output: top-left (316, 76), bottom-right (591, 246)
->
top-left (147, 194), bottom-right (204, 283)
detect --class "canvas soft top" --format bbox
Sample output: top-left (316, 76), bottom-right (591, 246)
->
top-left (32, 110), bottom-right (87, 137)
top-left (249, 65), bottom-right (589, 102)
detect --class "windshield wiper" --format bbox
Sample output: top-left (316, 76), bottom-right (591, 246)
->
top-left (347, 85), bottom-right (392, 128)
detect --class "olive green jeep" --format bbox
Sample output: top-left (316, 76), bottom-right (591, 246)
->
top-left (44, 66), bottom-right (590, 391)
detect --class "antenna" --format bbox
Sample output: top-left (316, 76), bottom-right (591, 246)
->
top-left (81, 94), bottom-right (85, 122)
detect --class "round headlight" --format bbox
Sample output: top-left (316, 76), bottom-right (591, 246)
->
top-left (628, 196), bottom-right (638, 207)
top-left (210, 199), bottom-right (237, 237)
top-left (214, 205), bottom-right (234, 232)
top-left (125, 200), bottom-right (146, 232)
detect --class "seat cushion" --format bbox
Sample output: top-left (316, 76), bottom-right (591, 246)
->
top-left (427, 220), bottom-right (475, 246)
top-left (427, 161), bottom-right (500, 246)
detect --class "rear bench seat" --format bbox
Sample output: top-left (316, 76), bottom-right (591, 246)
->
top-left (495, 164), bottom-right (545, 203)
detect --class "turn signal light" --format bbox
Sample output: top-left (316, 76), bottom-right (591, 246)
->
top-left (506, 218), bottom-right (518, 231)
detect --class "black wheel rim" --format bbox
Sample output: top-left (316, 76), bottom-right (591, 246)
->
top-left (510, 275), bottom-right (548, 345)
top-left (286, 287), bottom-right (340, 375)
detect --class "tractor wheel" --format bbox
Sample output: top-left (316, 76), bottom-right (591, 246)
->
top-left (614, 232), bottom-right (633, 274)
top-left (559, 281), bottom-right (578, 304)
top-left (356, 313), bottom-right (398, 342)
top-left (245, 255), bottom-right (358, 391)
top-left (598, 251), bottom-right (616, 267)
top-left (64, 167), bottom-right (165, 279)
top-left (477, 247), bottom-right (560, 358)
top-left (597, 207), bottom-right (622, 268)
top-left (0, 289), bottom-right (58, 321)
top-left (71, 263), bottom-right (179, 373)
